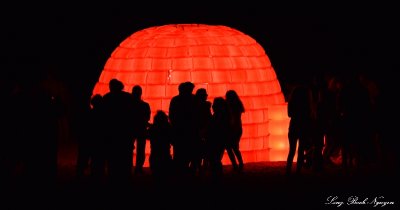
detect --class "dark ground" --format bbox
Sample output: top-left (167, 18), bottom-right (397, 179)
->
top-left (2, 156), bottom-right (398, 210)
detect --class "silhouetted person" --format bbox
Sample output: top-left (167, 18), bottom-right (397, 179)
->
top-left (337, 73), bottom-right (373, 173)
top-left (207, 97), bottom-right (230, 182)
top-left (131, 85), bottom-right (151, 174)
top-left (310, 76), bottom-right (327, 173)
top-left (76, 94), bottom-right (106, 180)
top-left (102, 79), bottom-right (135, 183)
top-left (76, 95), bottom-right (98, 179)
top-left (12, 74), bottom-right (61, 187)
top-left (225, 90), bottom-right (245, 172)
top-left (322, 75), bottom-right (343, 165)
top-left (148, 110), bottom-right (173, 181)
top-left (358, 72), bottom-right (381, 166)
top-left (168, 81), bottom-right (197, 174)
top-left (286, 85), bottom-right (313, 175)
top-left (194, 88), bottom-right (212, 172)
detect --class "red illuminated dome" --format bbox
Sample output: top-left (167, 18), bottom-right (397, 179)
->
top-left (93, 24), bottom-right (289, 166)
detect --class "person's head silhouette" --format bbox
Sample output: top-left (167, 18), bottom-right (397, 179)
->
top-left (226, 89), bottom-right (239, 102)
top-left (212, 97), bottom-right (227, 113)
top-left (109, 79), bottom-right (124, 92)
top-left (183, 81), bottom-right (194, 95)
top-left (178, 81), bottom-right (195, 96)
top-left (196, 88), bottom-right (208, 101)
top-left (153, 110), bottom-right (169, 125)
top-left (132, 85), bottom-right (143, 99)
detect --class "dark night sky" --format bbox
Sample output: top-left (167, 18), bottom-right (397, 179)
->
top-left (2, 2), bottom-right (398, 110)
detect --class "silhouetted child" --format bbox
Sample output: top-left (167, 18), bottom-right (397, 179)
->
top-left (207, 97), bottom-right (230, 182)
top-left (148, 110), bottom-right (173, 180)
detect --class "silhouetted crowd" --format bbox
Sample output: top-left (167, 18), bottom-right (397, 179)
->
top-left (76, 79), bottom-right (245, 184)
top-left (0, 70), bottom-right (394, 190)
top-left (286, 71), bottom-right (385, 176)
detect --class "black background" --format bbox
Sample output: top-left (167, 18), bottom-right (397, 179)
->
top-left (2, 2), bottom-right (397, 114)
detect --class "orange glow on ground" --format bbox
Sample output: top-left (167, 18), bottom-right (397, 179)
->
top-left (92, 24), bottom-right (290, 166)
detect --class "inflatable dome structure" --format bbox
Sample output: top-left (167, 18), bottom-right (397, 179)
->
top-left (92, 24), bottom-right (290, 166)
